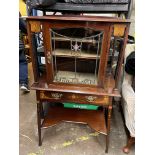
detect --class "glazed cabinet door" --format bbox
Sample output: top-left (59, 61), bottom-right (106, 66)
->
top-left (42, 21), bottom-right (112, 88)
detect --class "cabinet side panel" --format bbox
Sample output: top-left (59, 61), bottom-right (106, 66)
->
top-left (42, 22), bottom-right (54, 83)
top-left (27, 21), bottom-right (39, 82)
top-left (115, 24), bottom-right (130, 88)
top-left (98, 25), bottom-right (113, 88)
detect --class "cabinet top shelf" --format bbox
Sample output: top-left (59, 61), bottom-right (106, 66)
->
top-left (26, 15), bottom-right (131, 23)
top-left (52, 37), bottom-right (98, 44)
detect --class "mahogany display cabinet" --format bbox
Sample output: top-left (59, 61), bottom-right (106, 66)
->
top-left (26, 15), bottom-right (130, 153)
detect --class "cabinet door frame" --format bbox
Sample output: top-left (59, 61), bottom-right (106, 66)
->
top-left (42, 20), bottom-right (113, 88)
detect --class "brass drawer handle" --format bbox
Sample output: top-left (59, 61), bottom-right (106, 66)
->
top-left (47, 51), bottom-right (51, 64)
top-left (51, 93), bottom-right (63, 99)
top-left (85, 96), bottom-right (97, 102)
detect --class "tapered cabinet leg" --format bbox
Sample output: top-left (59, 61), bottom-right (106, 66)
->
top-left (123, 136), bottom-right (135, 154)
top-left (37, 101), bottom-right (42, 146)
top-left (105, 135), bottom-right (109, 153)
top-left (105, 105), bottom-right (112, 153)
top-left (40, 102), bottom-right (44, 119)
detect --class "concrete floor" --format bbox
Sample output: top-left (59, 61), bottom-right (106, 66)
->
top-left (19, 63), bottom-right (135, 155)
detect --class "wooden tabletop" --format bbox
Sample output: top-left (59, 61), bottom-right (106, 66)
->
top-left (26, 15), bottom-right (131, 23)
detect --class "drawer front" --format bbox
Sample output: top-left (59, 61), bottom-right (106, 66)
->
top-left (39, 91), bottom-right (109, 106)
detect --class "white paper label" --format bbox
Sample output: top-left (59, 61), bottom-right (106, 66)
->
top-left (41, 57), bottom-right (45, 64)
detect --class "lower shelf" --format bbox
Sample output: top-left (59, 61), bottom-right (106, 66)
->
top-left (42, 106), bottom-right (107, 135)
top-left (53, 71), bottom-right (97, 85)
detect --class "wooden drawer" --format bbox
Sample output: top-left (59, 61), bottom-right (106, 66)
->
top-left (39, 91), bottom-right (110, 106)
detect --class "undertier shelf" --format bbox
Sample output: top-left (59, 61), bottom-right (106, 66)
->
top-left (42, 106), bottom-right (107, 135)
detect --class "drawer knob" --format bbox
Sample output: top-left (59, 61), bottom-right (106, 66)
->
top-left (85, 96), bottom-right (97, 102)
top-left (51, 93), bottom-right (63, 99)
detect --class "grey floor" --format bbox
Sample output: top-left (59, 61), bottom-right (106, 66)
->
top-left (19, 64), bottom-right (135, 155)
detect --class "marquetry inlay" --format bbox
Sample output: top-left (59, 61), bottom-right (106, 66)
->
top-left (30, 21), bottom-right (41, 32)
top-left (114, 24), bottom-right (126, 37)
